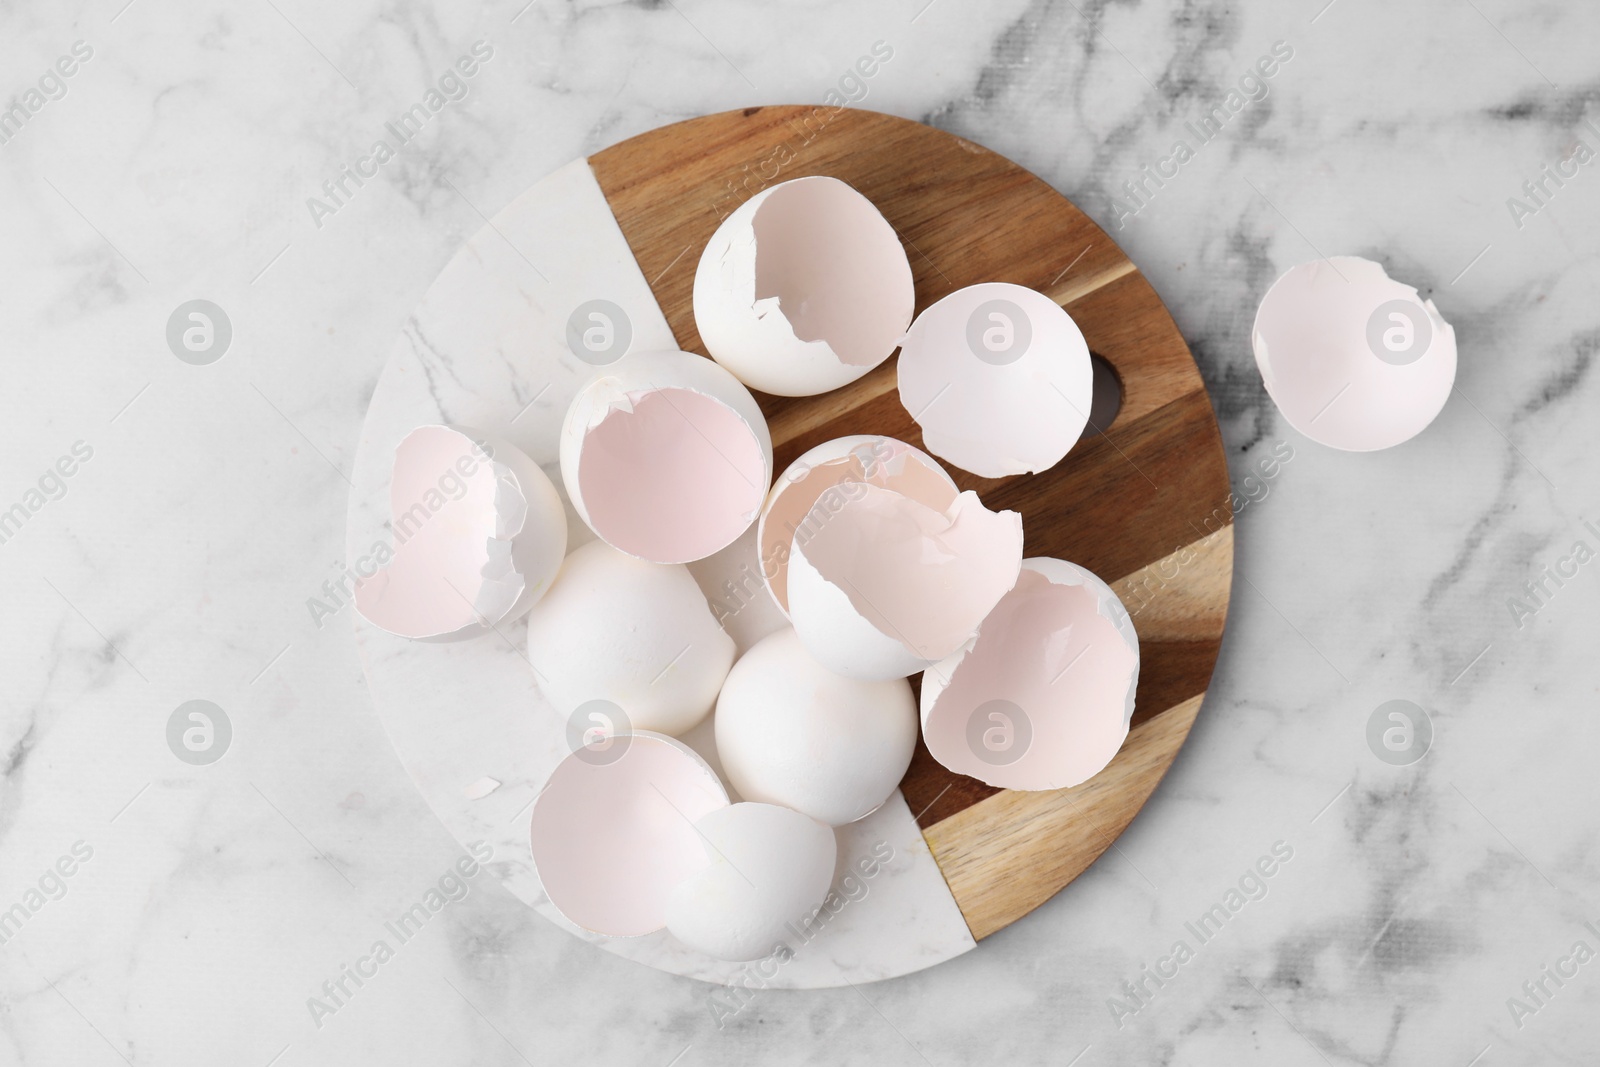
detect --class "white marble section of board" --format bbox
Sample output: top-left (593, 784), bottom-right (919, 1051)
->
top-left (345, 157), bottom-right (976, 986)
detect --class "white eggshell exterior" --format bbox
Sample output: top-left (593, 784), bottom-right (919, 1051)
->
top-left (785, 544), bottom-right (936, 681)
top-left (525, 539), bottom-right (735, 736)
top-left (714, 628), bottom-right (917, 826)
top-left (896, 282), bottom-right (1093, 478)
top-left (665, 802), bottom-right (838, 962)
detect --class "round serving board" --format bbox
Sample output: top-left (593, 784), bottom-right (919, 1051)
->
top-left (588, 106), bottom-right (1232, 941)
top-left (346, 106), bottom-right (1231, 986)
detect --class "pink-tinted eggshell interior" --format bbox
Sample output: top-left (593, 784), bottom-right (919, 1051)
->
top-left (529, 732), bottom-right (729, 937)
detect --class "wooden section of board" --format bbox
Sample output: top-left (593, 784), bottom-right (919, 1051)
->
top-left (590, 106), bottom-right (1231, 942)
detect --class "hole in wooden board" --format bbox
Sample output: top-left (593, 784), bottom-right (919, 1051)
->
top-left (1082, 353), bottom-right (1123, 437)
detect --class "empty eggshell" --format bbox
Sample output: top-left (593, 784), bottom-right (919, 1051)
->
top-left (757, 435), bottom-right (958, 616)
top-left (897, 282), bottom-right (1093, 478)
top-left (715, 627), bottom-right (917, 826)
top-left (526, 539), bottom-right (735, 736)
top-left (786, 485), bottom-right (1023, 680)
top-left (693, 176), bottom-right (915, 397)
top-left (664, 802), bottom-right (837, 961)
top-left (1253, 256), bottom-right (1457, 451)
top-left (355, 424), bottom-right (567, 640)
top-left (560, 350), bottom-right (773, 565)
top-left (530, 731), bottom-right (729, 937)
top-left (921, 557), bottom-right (1139, 791)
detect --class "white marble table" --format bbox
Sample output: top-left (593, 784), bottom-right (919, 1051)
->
top-left (3, 1), bottom-right (1598, 1064)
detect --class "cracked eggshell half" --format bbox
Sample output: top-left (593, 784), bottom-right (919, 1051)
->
top-left (355, 424), bottom-right (566, 640)
top-left (897, 282), bottom-right (1093, 478)
top-left (526, 539), bottom-right (735, 736)
top-left (664, 802), bottom-right (837, 961)
top-left (560, 350), bottom-right (773, 564)
top-left (921, 557), bottom-right (1139, 791)
top-left (693, 176), bottom-right (915, 397)
top-left (757, 435), bottom-right (958, 616)
top-left (1253, 256), bottom-right (1457, 451)
top-left (786, 484), bottom-right (1023, 681)
top-left (714, 627), bottom-right (917, 826)
top-left (530, 731), bottom-right (728, 938)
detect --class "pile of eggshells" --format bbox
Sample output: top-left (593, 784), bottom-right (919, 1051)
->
top-left (357, 176), bottom-right (1142, 963)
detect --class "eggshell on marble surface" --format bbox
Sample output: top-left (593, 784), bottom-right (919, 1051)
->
top-left (525, 539), bottom-right (735, 736)
top-left (715, 627), bottom-right (917, 826)
top-left (530, 731), bottom-right (728, 937)
top-left (664, 802), bottom-right (837, 961)
top-left (355, 425), bottom-right (566, 640)
top-left (559, 350), bottom-right (772, 564)
top-left (1252, 256), bottom-right (1457, 451)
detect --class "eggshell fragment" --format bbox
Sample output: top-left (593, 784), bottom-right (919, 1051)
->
top-left (664, 802), bottom-right (837, 961)
top-left (921, 557), bottom-right (1139, 791)
top-left (756, 435), bottom-right (958, 616)
top-left (694, 176), bottom-right (915, 397)
top-left (526, 539), bottom-right (736, 736)
top-left (1253, 256), bottom-right (1457, 451)
top-left (355, 425), bottom-right (567, 640)
top-left (530, 731), bottom-right (729, 937)
top-left (897, 282), bottom-right (1093, 478)
top-left (715, 628), bottom-right (917, 826)
top-left (786, 485), bottom-right (1023, 680)
top-left (560, 350), bottom-right (773, 564)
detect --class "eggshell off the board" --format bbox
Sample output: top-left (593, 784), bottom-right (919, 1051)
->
top-left (693, 176), bottom-right (915, 397)
top-left (1252, 256), bottom-right (1457, 451)
top-left (921, 557), bottom-right (1139, 791)
top-left (786, 485), bottom-right (1023, 680)
top-left (355, 424), bottom-right (567, 640)
top-left (664, 802), bottom-right (837, 961)
top-left (896, 282), bottom-right (1093, 478)
top-left (525, 539), bottom-right (736, 736)
top-left (559, 350), bottom-right (773, 564)
top-left (714, 627), bottom-right (917, 826)
top-left (530, 731), bottom-right (729, 937)
top-left (757, 435), bottom-right (958, 617)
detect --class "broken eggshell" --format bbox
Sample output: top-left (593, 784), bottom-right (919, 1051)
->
top-left (560, 350), bottom-right (773, 565)
top-left (693, 176), bottom-right (915, 397)
top-left (354, 424), bottom-right (566, 640)
top-left (664, 802), bottom-right (837, 962)
top-left (897, 282), bottom-right (1093, 478)
top-left (786, 484), bottom-right (1023, 681)
top-left (1252, 256), bottom-right (1457, 451)
top-left (921, 557), bottom-right (1139, 791)
top-left (529, 731), bottom-right (729, 937)
top-left (714, 627), bottom-right (917, 826)
top-left (756, 435), bottom-right (958, 616)
top-left (525, 539), bottom-right (735, 736)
